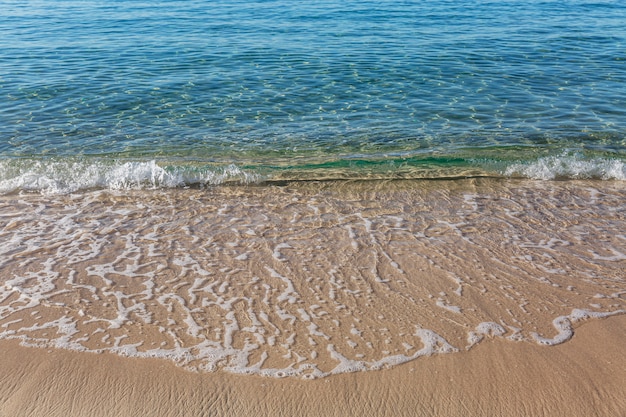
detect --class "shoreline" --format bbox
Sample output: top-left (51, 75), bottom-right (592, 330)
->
top-left (1, 179), bottom-right (624, 415)
top-left (1, 315), bottom-right (625, 417)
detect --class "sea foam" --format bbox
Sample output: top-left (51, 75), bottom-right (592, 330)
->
top-left (0, 181), bottom-right (624, 378)
top-left (1, 151), bottom-right (625, 195)
top-left (505, 153), bottom-right (626, 180)
top-left (0, 159), bottom-right (262, 194)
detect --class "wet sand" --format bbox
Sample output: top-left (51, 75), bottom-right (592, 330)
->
top-left (0, 179), bottom-right (625, 415)
top-left (1, 315), bottom-right (625, 417)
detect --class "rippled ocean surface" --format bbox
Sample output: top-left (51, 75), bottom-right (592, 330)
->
top-left (1, 0), bottom-right (625, 192)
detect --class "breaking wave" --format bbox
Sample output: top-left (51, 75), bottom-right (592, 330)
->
top-left (504, 153), bottom-right (626, 180)
top-left (0, 159), bottom-right (263, 194)
top-left (0, 152), bottom-right (624, 194)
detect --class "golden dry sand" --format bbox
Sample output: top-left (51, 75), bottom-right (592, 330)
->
top-left (1, 315), bottom-right (625, 417)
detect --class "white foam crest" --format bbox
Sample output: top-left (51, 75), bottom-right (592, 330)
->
top-left (0, 159), bottom-right (262, 194)
top-left (104, 161), bottom-right (184, 189)
top-left (505, 154), bottom-right (626, 180)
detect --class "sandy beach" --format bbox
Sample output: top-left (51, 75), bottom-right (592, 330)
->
top-left (1, 180), bottom-right (625, 416)
top-left (1, 315), bottom-right (625, 417)
top-left (3, 0), bottom-right (626, 415)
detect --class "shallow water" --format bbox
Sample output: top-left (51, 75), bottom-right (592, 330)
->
top-left (1, 179), bottom-right (624, 378)
top-left (1, 0), bottom-right (625, 190)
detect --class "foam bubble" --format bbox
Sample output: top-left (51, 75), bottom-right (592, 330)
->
top-left (505, 153), bottom-right (626, 180)
top-left (415, 329), bottom-right (458, 355)
top-left (0, 181), bottom-right (624, 379)
top-left (531, 309), bottom-right (625, 346)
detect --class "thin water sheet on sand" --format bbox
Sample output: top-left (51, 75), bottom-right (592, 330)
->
top-left (1, 315), bottom-right (625, 417)
top-left (0, 179), bottom-right (624, 379)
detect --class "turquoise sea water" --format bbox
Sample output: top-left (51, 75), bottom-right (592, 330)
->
top-left (1, 0), bottom-right (625, 192)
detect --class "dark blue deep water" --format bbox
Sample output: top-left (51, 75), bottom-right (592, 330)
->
top-left (1, 0), bottom-right (625, 191)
